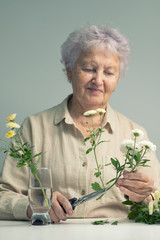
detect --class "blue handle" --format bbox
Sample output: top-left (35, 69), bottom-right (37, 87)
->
top-left (68, 197), bottom-right (77, 210)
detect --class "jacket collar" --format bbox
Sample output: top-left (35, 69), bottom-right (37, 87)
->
top-left (54, 94), bottom-right (115, 133)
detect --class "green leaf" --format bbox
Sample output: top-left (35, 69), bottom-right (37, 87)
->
top-left (92, 220), bottom-right (109, 225)
top-left (139, 165), bottom-right (150, 168)
top-left (33, 152), bottom-right (42, 159)
top-left (86, 148), bottom-right (92, 154)
top-left (16, 162), bottom-right (26, 167)
top-left (122, 200), bottom-right (134, 206)
top-left (111, 221), bottom-right (118, 225)
top-left (105, 163), bottom-right (111, 167)
top-left (98, 128), bottom-right (104, 133)
top-left (94, 171), bottom-right (101, 177)
top-left (111, 158), bottom-right (117, 168)
top-left (35, 157), bottom-right (41, 166)
top-left (29, 164), bottom-right (37, 175)
top-left (141, 159), bottom-right (150, 162)
top-left (134, 152), bottom-right (141, 162)
top-left (106, 178), bottom-right (116, 185)
top-left (96, 193), bottom-right (104, 200)
top-left (111, 158), bottom-right (121, 170)
top-left (9, 153), bottom-right (21, 158)
top-left (91, 182), bottom-right (102, 191)
top-left (128, 210), bottom-right (137, 220)
top-left (84, 137), bottom-right (90, 142)
top-left (92, 140), bottom-right (95, 146)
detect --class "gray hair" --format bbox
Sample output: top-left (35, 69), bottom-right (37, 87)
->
top-left (61, 25), bottom-right (130, 78)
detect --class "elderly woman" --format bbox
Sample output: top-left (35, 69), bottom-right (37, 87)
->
top-left (0, 25), bottom-right (160, 223)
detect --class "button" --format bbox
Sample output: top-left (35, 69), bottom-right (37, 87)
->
top-left (82, 162), bottom-right (87, 167)
top-left (81, 190), bottom-right (85, 195)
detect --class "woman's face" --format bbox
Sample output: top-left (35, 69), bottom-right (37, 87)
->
top-left (67, 47), bottom-right (120, 110)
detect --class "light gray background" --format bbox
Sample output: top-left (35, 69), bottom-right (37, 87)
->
top-left (0, 0), bottom-right (160, 172)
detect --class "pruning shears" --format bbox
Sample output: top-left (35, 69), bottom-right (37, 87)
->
top-left (62, 187), bottom-right (109, 213)
top-left (32, 187), bottom-right (109, 225)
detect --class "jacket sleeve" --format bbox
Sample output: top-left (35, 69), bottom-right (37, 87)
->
top-left (0, 117), bottom-right (33, 220)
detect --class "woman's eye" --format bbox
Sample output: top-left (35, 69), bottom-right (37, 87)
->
top-left (105, 72), bottom-right (113, 76)
top-left (83, 68), bottom-right (95, 72)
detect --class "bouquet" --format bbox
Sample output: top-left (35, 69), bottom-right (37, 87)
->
top-left (0, 113), bottom-right (50, 210)
top-left (84, 109), bottom-right (159, 224)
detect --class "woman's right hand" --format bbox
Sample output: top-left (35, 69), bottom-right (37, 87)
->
top-left (49, 191), bottom-right (74, 223)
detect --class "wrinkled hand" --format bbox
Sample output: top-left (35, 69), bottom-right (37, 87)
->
top-left (49, 191), bottom-right (74, 223)
top-left (116, 170), bottom-right (154, 202)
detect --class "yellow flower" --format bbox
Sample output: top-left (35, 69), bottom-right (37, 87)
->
top-left (5, 130), bottom-right (16, 138)
top-left (96, 108), bottom-right (106, 115)
top-left (6, 122), bottom-right (20, 129)
top-left (6, 113), bottom-right (16, 122)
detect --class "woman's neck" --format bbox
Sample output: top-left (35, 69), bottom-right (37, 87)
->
top-left (68, 96), bottom-right (106, 136)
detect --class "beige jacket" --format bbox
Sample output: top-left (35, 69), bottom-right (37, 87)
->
top-left (0, 95), bottom-right (160, 220)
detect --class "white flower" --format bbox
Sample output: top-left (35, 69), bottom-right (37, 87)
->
top-left (139, 141), bottom-right (156, 152)
top-left (120, 140), bottom-right (139, 154)
top-left (6, 113), bottom-right (17, 122)
top-left (83, 110), bottom-right (97, 116)
top-left (96, 108), bottom-right (106, 115)
top-left (6, 122), bottom-right (20, 129)
top-left (131, 129), bottom-right (144, 139)
top-left (148, 200), bottom-right (154, 215)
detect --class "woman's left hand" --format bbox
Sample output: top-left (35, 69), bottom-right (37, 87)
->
top-left (116, 170), bottom-right (154, 202)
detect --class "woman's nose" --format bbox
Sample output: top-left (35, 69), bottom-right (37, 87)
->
top-left (92, 71), bottom-right (103, 85)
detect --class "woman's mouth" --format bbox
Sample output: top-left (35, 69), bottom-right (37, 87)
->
top-left (88, 88), bottom-right (103, 94)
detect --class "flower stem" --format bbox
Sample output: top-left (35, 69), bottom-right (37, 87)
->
top-left (34, 172), bottom-right (50, 210)
top-left (130, 137), bottom-right (137, 172)
top-left (93, 147), bottom-right (105, 189)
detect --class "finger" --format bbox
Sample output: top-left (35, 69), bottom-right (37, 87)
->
top-left (117, 178), bottom-right (153, 191)
top-left (57, 194), bottom-right (74, 215)
top-left (52, 193), bottom-right (74, 218)
top-left (123, 171), bottom-right (153, 183)
top-left (122, 185), bottom-right (151, 196)
top-left (49, 207), bottom-right (60, 223)
top-left (119, 186), bottom-right (146, 202)
top-left (52, 200), bottom-right (67, 220)
top-left (144, 195), bottom-right (153, 204)
top-left (60, 199), bottom-right (74, 216)
top-left (50, 203), bottom-right (67, 222)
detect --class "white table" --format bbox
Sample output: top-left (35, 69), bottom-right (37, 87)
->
top-left (0, 218), bottom-right (160, 240)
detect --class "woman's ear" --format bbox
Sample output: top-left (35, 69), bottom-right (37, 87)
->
top-left (66, 68), bottom-right (72, 82)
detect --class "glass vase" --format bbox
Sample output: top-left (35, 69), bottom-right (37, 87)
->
top-left (28, 168), bottom-right (53, 225)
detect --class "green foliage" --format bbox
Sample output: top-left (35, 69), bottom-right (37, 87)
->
top-left (92, 220), bottom-right (109, 225)
top-left (86, 148), bottom-right (93, 154)
top-left (122, 200), bottom-right (134, 206)
top-left (0, 116), bottom-right (50, 210)
top-left (92, 219), bottom-right (118, 225)
top-left (122, 200), bottom-right (160, 224)
top-left (91, 182), bottom-right (102, 191)
top-left (85, 112), bottom-right (154, 222)
top-left (94, 171), bottom-right (101, 177)
top-left (84, 113), bottom-right (111, 191)
top-left (111, 221), bottom-right (118, 225)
